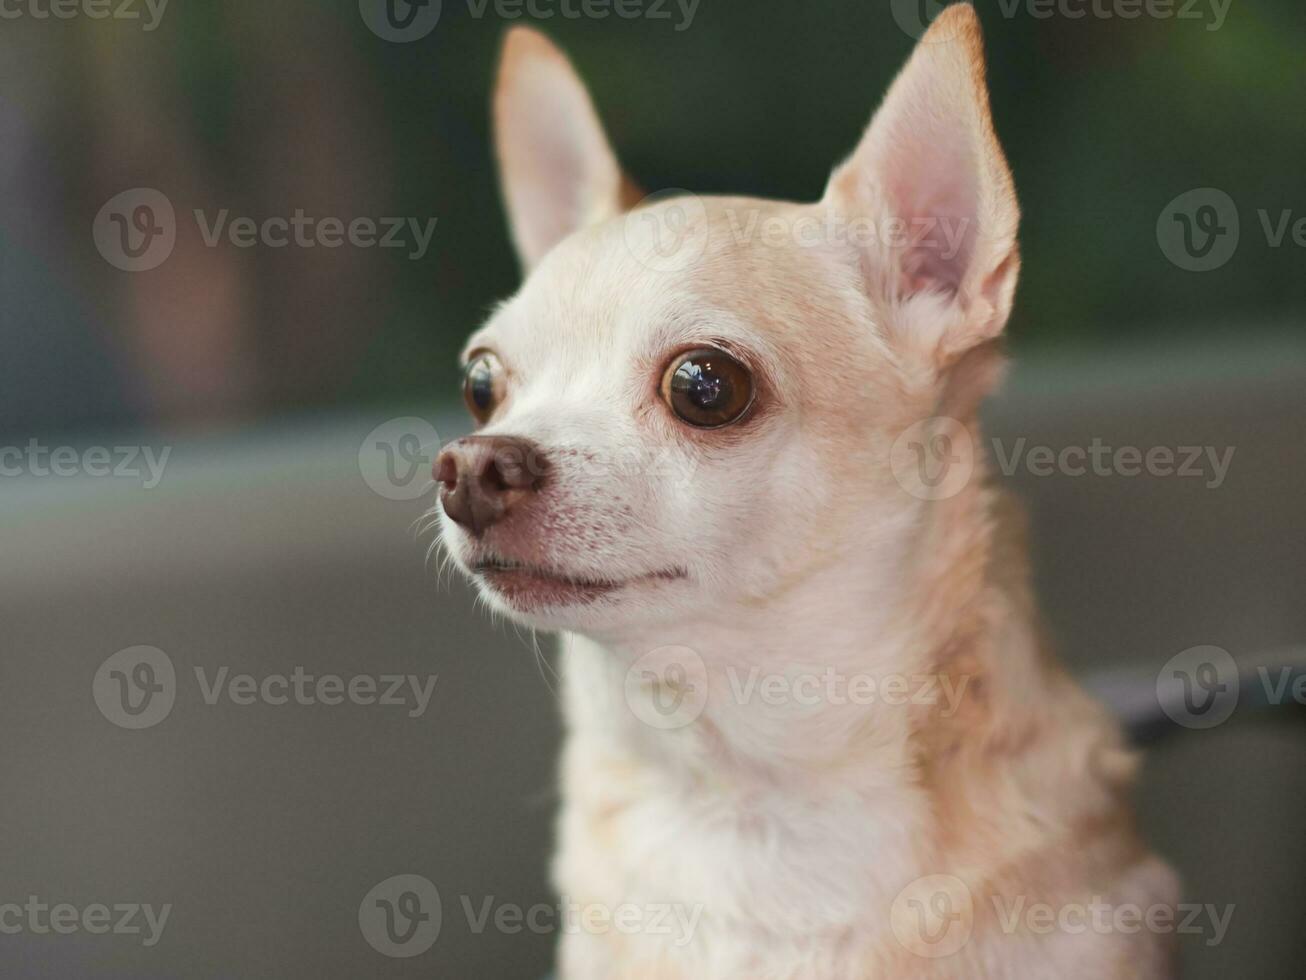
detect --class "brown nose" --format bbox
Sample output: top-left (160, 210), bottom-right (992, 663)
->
top-left (434, 435), bottom-right (546, 534)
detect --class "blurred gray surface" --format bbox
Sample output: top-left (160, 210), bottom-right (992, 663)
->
top-left (2, 336), bottom-right (1304, 978)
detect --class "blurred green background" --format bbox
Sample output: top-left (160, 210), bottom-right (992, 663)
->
top-left (1, 0), bottom-right (1302, 440)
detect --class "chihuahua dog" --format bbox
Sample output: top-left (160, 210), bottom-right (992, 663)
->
top-left (435, 6), bottom-right (1178, 977)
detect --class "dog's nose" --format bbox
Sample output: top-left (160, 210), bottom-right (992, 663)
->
top-left (434, 435), bottom-right (546, 534)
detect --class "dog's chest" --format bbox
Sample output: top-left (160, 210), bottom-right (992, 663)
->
top-left (553, 735), bottom-right (932, 979)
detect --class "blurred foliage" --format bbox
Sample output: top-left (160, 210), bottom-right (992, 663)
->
top-left (1, 0), bottom-right (1303, 436)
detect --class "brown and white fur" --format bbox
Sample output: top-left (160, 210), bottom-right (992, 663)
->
top-left (436, 6), bottom-right (1179, 977)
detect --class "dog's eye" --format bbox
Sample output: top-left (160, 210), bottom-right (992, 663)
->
top-left (661, 348), bottom-right (755, 429)
top-left (463, 352), bottom-right (505, 424)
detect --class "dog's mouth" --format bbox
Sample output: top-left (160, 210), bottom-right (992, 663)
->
top-left (469, 555), bottom-right (686, 609)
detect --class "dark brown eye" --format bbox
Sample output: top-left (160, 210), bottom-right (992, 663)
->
top-left (462, 352), bottom-right (505, 424)
top-left (661, 348), bottom-right (755, 429)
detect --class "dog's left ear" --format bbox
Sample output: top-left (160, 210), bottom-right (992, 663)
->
top-left (824, 5), bottom-right (1019, 365)
top-left (494, 27), bottom-right (638, 272)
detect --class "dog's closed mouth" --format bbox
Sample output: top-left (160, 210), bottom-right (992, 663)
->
top-left (470, 556), bottom-right (685, 608)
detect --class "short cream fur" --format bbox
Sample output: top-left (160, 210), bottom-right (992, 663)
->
top-left (437, 6), bottom-right (1179, 977)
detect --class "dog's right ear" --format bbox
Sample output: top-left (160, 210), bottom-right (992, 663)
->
top-left (824, 4), bottom-right (1019, 368)
top-left (494, 27), bottom-right (636, 273)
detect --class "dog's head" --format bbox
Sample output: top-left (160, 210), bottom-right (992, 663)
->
top-left (437, 5), bottom-right (1019, 638)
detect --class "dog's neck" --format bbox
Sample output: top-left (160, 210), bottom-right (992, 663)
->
top-left (549, 421), bottom-right (1137, 966)
top-left (552, 449), bottom-right (1018, 953)
top-left (560, 442), bottom-right (1002, 797)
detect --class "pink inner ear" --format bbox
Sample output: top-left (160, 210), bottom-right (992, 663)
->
top-left (823, 6), bottom-right (1020, 353)
top-left (882, 136), bottom-right (980, 299)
